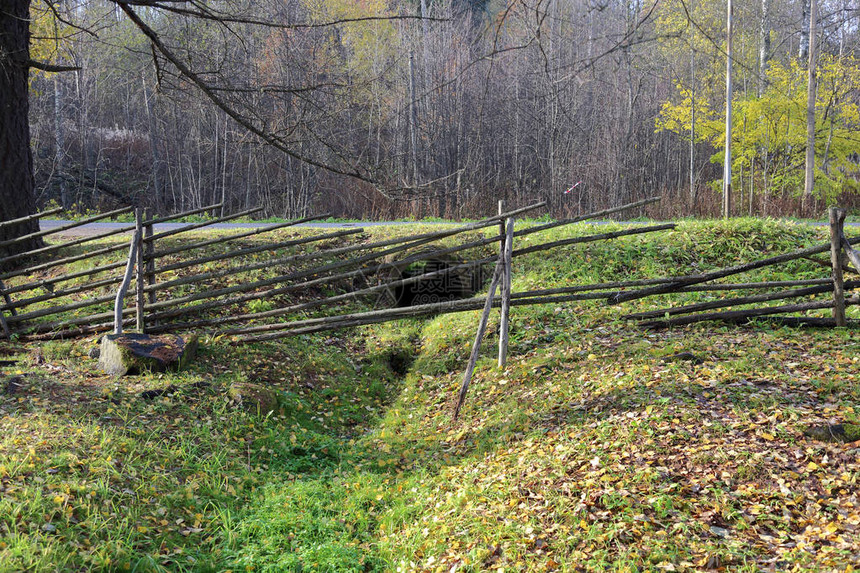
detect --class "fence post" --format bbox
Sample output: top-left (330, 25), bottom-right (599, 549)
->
top-left (498, 217), bottom-right (514, 368)
top-left (135, 208), bottom-right (146, 332)
top-left (144, 208), bottom-right (156, 307)
top-left (455, 262), bottom-right (504, 420)
top-left (829, 207), bottom-right (847, 327)
top-left (115, 228), bottom-right (140, 335)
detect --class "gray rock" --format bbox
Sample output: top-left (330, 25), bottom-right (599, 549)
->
top-left (99, 333), bottom-right (198, 376)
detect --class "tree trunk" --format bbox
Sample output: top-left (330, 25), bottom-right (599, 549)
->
top-left (723, 0), bottom-right (733, 219)
top-left (0, 0), bottom-right (41, 264)
top-left (689, 0), bottom-right (697, 209)
top-left (142, 73), bottom-right (163, 212)
top-left (803, 0), bottom-right (817, 213)
top-left (759, 0), bottom-right (771, 96)
top-left (799, 0), bottom-right (811, 60)
top-left (54, 72), bottom-right (69, 208)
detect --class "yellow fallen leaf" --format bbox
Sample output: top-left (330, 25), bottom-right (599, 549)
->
top-left (806, 461), bottom-right (819, 471)
top-left (761, 432), bottom-right (775, 441)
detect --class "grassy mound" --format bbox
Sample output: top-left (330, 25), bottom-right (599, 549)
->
top-left (0, 218), bottom-right (857, 571)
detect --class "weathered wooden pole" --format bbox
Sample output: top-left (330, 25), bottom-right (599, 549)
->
top-left (135, 209), bottom-right (146, 332)
top-left (830, 207), bottom-right (847, 326)
top-left (454, 262), bottom-right (504, 420)
top-left (498, 217), bottom-right (514, 368)
top-left (115, 229), bottom-right (140, 335)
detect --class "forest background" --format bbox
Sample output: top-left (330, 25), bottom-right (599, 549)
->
top-left (27, 0), bottom-right (860, 221)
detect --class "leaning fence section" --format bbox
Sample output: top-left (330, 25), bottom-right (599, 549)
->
top-left (0, 204), bottom-right (333, 339)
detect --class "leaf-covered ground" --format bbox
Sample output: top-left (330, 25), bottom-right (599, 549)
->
top-left (0, 218), bottom-right (858, 571)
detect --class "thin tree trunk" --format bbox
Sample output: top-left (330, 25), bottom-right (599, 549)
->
top-left (54, 72), bottom-right (69, 209)
top-left (723, 0), bottom-right (734, 218)
top-left (759, 0), bottom-right (771, 96)
top-left (803, 0), bottom-right (818, 213)
top-left (142, 73), bottom-right (162, 212)
top-left (408, 51), bottom-right (419, 192)
top-left (799, 0), bottom-right (811, 60)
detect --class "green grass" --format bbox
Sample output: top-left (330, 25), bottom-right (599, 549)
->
top-left (1, 217), bottom-right (858, 571)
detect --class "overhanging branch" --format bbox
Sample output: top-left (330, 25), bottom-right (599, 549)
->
top-left (27, 59), bottom-right (80, 72)
top-left (113, 0), bottom-right (373, 183)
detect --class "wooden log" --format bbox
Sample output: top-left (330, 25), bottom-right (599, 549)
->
top-left (514, 197), bottom-right (662, 238)
top-left (144, 244), bottom-right (357, 294)
top-left (0, 221), bottom-right (137, 266)
top-left (638, 297), bottom-right (859, 329)
top-left (228, 290), bottom-right (617, 342)
top-left (840, 228), bottom-right (860, 275)
top-left (681, 279), bottom-right (834, 292)
top-left (0, 206), bottom-right (133, 249)
top-left (0, 241), bottom-right (129, 282)
top-left (144, 214), bottom-right (331, 261)
top-left (830, 208), bottom-right (847, 327)
top-left (6, 288), bottom-right (131, 325)
top-left (1, 275), bottom-right (122, 312)
top-left (523, 278), bottom-right (833, 296)
top-left (144, 202), bottom-right (222, 225)
top-left (0, 206), bottom-right (63, 229)
top-left (736, 316), bottom-right (860, 328)
top-left (274, 200), bottom-right (542, 270)
top-left (145, 205), bottom-right (264, 242)
top-left (498, 217), bottom-right (514, 368)
top-left (150, 228), bottom-right (363, 274)
top-left (22, 317), bottom-right (131, 340)
top-left (624, 282), bottom-right (859, 320)
top-left (608, 241), bottom-right (837, 305)
top-left (455, 262), bottom-right (504, 420)
top-left (513, 223), bottom-right (676, 258)
top-left (3, 260), bottom-right (126, 295)
top-left (393, 233), bottom-right (500, 268)
top-left (114, 230), bottom-right (140, 335)
top-left (21, 307), bottom-right (134, 335)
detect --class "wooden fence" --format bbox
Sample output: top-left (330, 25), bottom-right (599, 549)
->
top-left (0, 203), bottom-right (856, 350)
